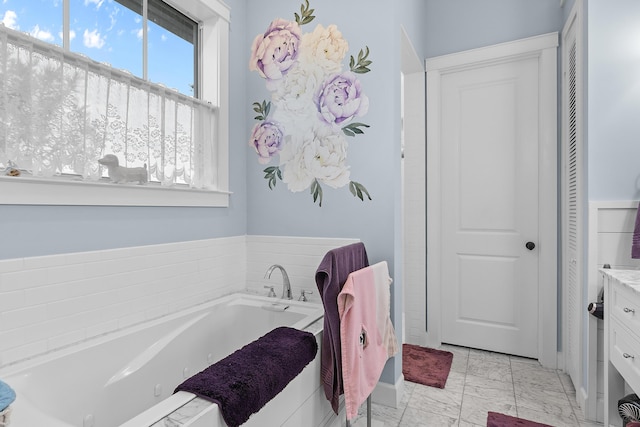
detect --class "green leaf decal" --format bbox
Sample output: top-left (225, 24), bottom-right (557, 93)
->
top-left (294, 0), bottom-right (315, 25)
top-left (264, 166), bottom-right (282, 190)
top-left (252, 100), bottom-right (271, 121)
top-left (349, 181), bottom-right (372, 201)
top-left (349, 46), bottom-right (372, 74)
top-left (310, 179), bottom-right (323, 207)
top-left (342, 122), bottom-right (370, 137)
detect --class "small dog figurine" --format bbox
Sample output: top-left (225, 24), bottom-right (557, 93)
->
top-left (98, 154), bottom-right (148, 184)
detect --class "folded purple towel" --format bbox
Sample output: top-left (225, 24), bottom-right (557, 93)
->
top-left (175, 326), bottom-right (318, 427)
top-left (633, 201), bottom-right (640, 259)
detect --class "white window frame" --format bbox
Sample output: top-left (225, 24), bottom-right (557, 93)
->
top-left (0, 0), bottom-right (230, 207)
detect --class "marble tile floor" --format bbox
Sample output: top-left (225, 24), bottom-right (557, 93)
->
top-left (352, 344), bottom-right (604, 427)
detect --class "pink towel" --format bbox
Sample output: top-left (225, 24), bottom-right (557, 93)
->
top-left (338, 261), bottom-right (397, 420)
top-left (315, 243), bottom-right (369, 414)
top-left (633, 201), bottom-right (640, 259)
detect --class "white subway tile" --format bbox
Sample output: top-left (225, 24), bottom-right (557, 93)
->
top-left (0, 290), bottom-right (25, 312)
top-left (65, 250), bottom-right (104, 264)
top-left (46, 290), bottom-right (120, 320)
top-left (145, 305), bottom-right (170, 321)
top-left (118, 311), bottom-right (146, 329)
top-left (0, 258), bottom-right (25, 274)
top-left (2, 340), bottom-right (47, 365)
top-left (0, 326), bottom-right (44, 352)
top-left (0, 268), bottom-right (50, 292)
top-left (0, 305), bottom-right (47, 331)
top-left (22, 253), bottom-right (70, 270)
top-left (85, 319), bottom-right (119, 338)
top-left (47, 329), bottom-right (86, 351)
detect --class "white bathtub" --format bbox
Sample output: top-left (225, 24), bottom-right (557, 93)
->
top-left (0, 293), bottom-right (338, 427)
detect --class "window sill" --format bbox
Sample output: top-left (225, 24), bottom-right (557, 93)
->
top-left (0, 176), bottom-right (230, 207)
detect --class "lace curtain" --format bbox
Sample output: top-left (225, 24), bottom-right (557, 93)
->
top-left (0, 25), bottom-right (217, 189)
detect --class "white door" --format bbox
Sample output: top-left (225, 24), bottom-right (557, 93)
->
top-left (439, 56), bottom-right (541, 358)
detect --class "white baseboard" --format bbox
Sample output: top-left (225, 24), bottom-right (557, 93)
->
top-left (372, 375), bottom-right (406, 409)
top-left (577, 385), bottom-right (603, 423)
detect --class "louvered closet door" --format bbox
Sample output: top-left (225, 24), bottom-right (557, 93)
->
top-left (563, 11), bottom-right (582, 390)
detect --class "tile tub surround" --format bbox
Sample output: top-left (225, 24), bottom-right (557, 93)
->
top-left (0, 235), bottom-right (358, 367)
top-left (0, 236), bottom-right (246, 367)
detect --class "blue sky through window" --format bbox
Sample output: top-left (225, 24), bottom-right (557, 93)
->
top-left (0, 0), bottom-right (194, 96)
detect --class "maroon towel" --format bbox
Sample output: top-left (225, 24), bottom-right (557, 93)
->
top-left (315, 242), bottom-right (369, 414)
top-left (175, 327), bottom-right (317, 427)
top-left (633, 201), bottom-right (640, 258)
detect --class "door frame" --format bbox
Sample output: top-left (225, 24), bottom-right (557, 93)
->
top-left (401, 28), bottom-right (428, 348)
top-left (425, 33), bottom-right (559, 368)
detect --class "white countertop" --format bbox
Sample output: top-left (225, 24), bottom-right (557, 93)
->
top-left (601, 269), bottom-right (640, 294)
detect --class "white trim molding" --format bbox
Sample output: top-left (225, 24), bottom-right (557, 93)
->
top-left (0, 176), bottom-right (231, 207)
top-left (425, 33), bottom-right (559, 368)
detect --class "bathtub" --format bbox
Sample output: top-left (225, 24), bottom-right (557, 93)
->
top-left (0, 293), bottom-right (338, 427)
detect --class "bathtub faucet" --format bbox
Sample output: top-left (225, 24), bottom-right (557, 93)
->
top-left (264, 264), bottom-right (292, 300)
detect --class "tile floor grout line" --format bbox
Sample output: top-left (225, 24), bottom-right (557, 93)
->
top-left (509, 355), bottom-right (519, 420)
top-left (456, 346), bottom-right (471, 426)
top-left (557, 368), bottom-right (581, 426)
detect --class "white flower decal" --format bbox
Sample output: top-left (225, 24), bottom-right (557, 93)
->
top-left (249, 0), bottom-right (372, 206)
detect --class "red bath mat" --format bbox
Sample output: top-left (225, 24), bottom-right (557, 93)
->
top-left (487, 412), bottom-right (553, 427)
top-left (402, 343), bottom-right (453, 388)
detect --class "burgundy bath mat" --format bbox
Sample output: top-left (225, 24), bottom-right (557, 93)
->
top-left (402, 343), bottom-right (453, 388)
top-left (486, 411), bottom-right (554, 427)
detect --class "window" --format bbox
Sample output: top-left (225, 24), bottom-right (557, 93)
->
top-left (0, 0), bottom-right (230, 207)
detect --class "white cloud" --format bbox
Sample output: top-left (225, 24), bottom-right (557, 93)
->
top-left (84, 0), bottom-right (104, 9)
top-left (161, 34), bottom-right (167, 42)
top-left (134, 28), bottom-right (142, 40)
top-left (83, 28), bottom-right (106, 49)
top-left (107, 9), bottom-right (118, 31)
top-left (2, 10), bottom-right (18, 29)
top-left (30, 25), bottom-right (55, 42)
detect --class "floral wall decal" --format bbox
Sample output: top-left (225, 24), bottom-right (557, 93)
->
top-left (249, 0), bottom-right (372, 206)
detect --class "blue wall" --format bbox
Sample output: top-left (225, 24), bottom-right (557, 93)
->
top-left (399, 0), bottom-right (429, 61)
top-left (0, 0), bottom-right (249, 260)
top-left (563, 0), bottom-right (577, 24)
top-left (588, 0), bottom-right (640, 201)
top-left (424, 0), bottom-right (562, 58)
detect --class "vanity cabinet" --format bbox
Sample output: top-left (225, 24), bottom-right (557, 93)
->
top-left (604, 269), bottom-right (640, 427)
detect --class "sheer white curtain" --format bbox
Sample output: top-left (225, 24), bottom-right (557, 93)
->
top-left (0, 25), bottom-right (217, 189)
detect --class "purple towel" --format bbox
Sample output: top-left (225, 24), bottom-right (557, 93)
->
top-left (175, 326), bottom-right (317, 427)
top-left (633, 201), bottom-right (640, 259)
top-left (315, 242), bottom-right (369, 414)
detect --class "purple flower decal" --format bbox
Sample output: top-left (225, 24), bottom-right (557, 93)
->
top-left (315, 71), bottom-right (369, 128)
top-left (248, 2), bottom-right (374, 205)
top-left (250, 121), bottom-right (284, 165)
top-left (249, 19), bottom-right (302, 88)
